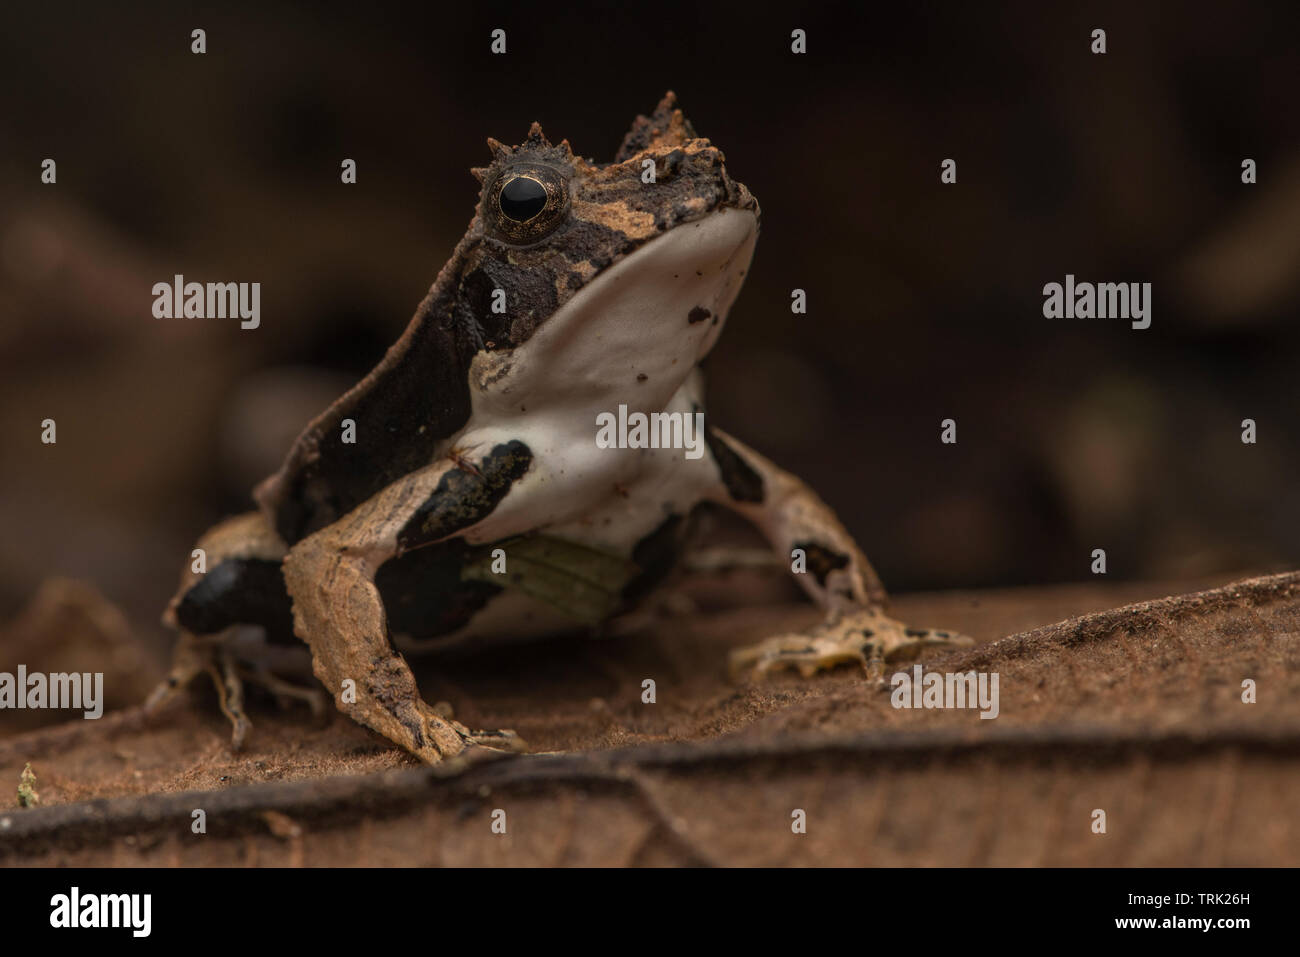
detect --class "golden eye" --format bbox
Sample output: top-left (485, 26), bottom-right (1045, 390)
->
top-left (488, 165), bottom-right (568, 244)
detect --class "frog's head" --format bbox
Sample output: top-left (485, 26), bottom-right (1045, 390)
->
top-left (255, 94), bottom-right (758, 543)
top-left (457, 92), bottom-right (760, 410)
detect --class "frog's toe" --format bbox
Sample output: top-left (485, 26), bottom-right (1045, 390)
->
top-left (247, 666), bottom-right (329, 718)
top-left (210, 647), bottom-right (253, 750)
top-left (457, 725), bottom-right (529, 754)
top-left (881, 626), bottom-right (975, 661)
top-left (429, 701), bottom-right (527, 754)
top-left (730, 609), bottom-right (973, 680)
top-left (144, 630), bottom-right (210, 714)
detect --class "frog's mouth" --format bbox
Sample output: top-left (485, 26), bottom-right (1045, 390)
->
top-left (470, 204), bottom-right (759, 412)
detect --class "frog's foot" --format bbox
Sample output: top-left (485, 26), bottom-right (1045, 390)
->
top-left (341, 680), bottom-right (526, 766)
top-left (144, 631), bottom-right (250, 748)
top-left (430, 700), bottom-right (529, 754)
top-left (145, 630), bottom-right (330, 750)
top-left (729, 608), bottom-right (974, 681)
top-left (455, 725), bottom-right (529, 752)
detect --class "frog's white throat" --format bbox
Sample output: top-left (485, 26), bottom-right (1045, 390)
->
top-left (469, 206), bottom-right (758, 418)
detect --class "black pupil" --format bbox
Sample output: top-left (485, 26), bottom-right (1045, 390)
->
top-left (500, 177), bottom-right (548, 222)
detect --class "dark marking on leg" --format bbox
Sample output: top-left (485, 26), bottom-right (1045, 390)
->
top-left (174, 558), bottom-right (296, 643)
top-left (688, 306), bottom-right (711, 324)
top-left (699, 413), bottom-right (764, 503)
top-left (793, 542), bottom-right (851, 588)
top-left (367, 658), bottom-right (431, 752)
top-left (397, 441), bottom-right (533, 550)
top-left (622, 513), bottom-right (686, 606)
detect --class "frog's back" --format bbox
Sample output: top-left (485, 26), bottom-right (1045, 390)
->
top-left (254, 263), bottom-right (483, 546)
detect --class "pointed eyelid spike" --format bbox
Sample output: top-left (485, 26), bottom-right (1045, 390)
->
top-left (482, 92), bottom-right (688, 166)
top-left (478, 120), bottom-right (580, 178)
top-left (484, 125), bottom-right (571, 155)
top-left (476, 99), bottom-right (688, 184)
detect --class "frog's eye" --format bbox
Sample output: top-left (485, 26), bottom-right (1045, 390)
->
top-left (500, 177), bottom-right (547, 222)
top-left (487, 165), bottom-right (569, 244)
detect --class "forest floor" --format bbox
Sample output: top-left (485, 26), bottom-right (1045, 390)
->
top-left (2, 569), bottom-right (1297, 866)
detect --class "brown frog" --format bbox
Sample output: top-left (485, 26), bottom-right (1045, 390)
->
top-left (147, 93), bottom-right (971, 764)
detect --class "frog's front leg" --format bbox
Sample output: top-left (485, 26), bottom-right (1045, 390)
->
top-left (280, 442), bottom-right (533, 764)
top-left (701, 426), bottom-right (973, 679)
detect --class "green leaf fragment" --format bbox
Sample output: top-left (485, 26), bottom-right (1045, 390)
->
top-left (461, 534), bottom-right (641, 626)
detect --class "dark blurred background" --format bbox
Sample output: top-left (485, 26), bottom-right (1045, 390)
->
top-left (2, 1), bottom-right (1299, 661)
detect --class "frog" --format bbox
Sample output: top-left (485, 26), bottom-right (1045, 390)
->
top-left (145, 93), bottom-right (972, 765)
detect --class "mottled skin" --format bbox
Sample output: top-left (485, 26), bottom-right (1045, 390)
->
top-left (149, 94), bottom-right (969, 764)
top-left (256, 102), bottom-right (754, 546)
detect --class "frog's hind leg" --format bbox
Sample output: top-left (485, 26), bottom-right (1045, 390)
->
top-left (701, 428), bottom-right (974, 679)
top-left (147, 511), bottom-right (323, 748)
